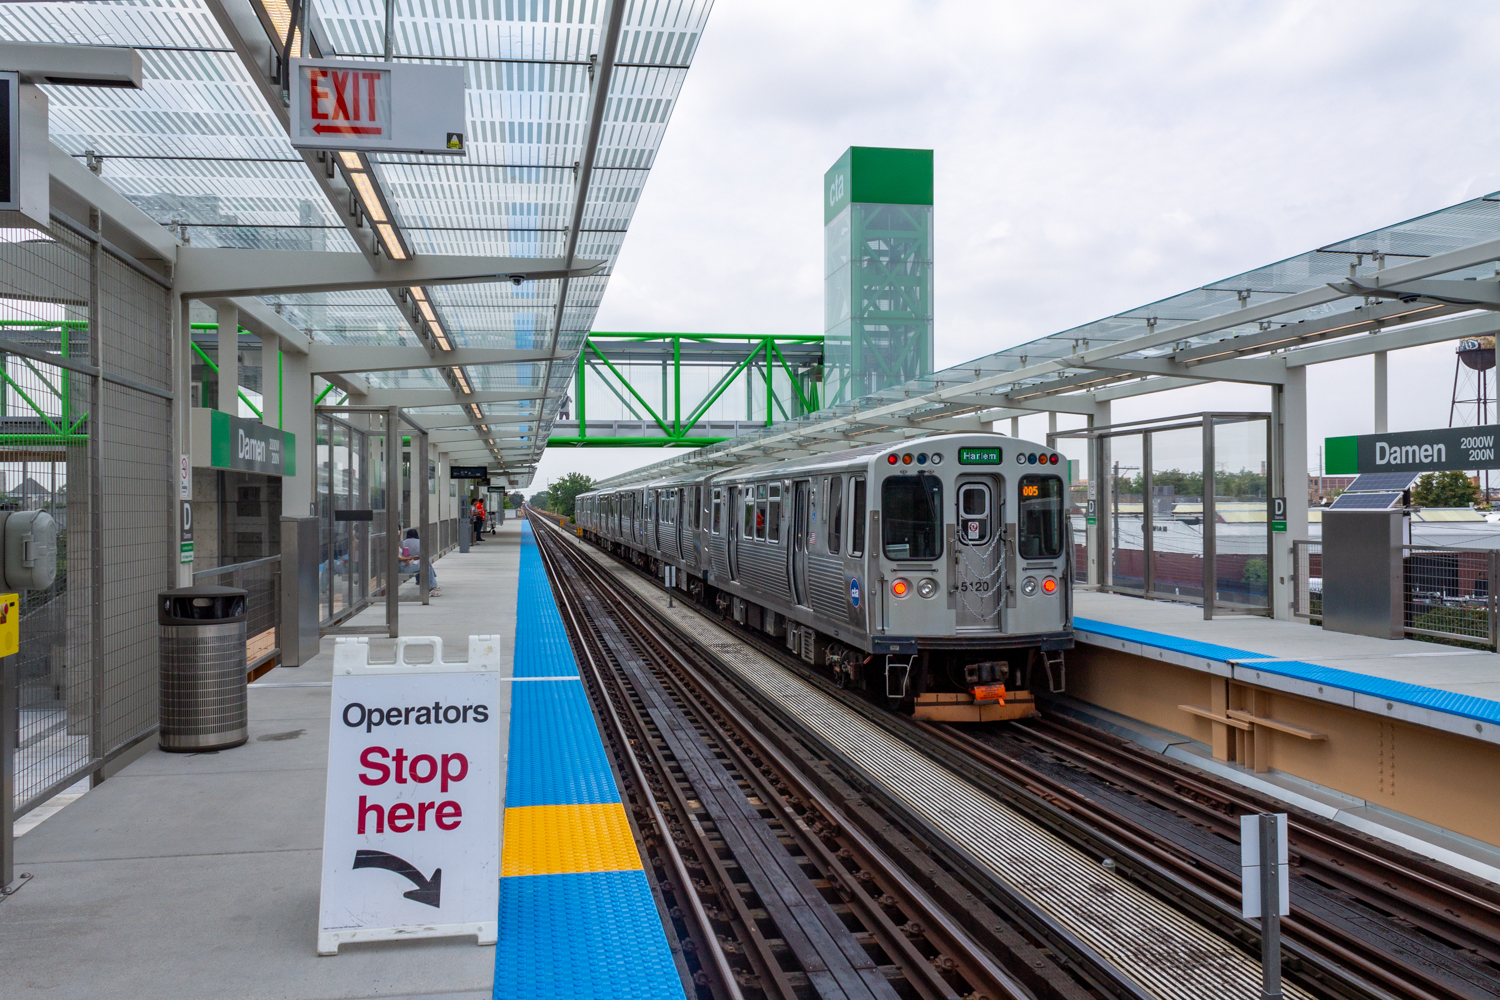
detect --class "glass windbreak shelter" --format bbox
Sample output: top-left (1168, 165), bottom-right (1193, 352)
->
top-left (314, 406), bottom-right (428, 638)
top-left (1054, 412), bottom-right (1272, 618)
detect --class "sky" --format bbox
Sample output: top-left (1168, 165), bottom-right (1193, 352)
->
top-left (530, 0), bottom-right (1500, 493)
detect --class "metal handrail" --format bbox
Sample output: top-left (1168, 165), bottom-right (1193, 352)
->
top-left (193, 554), bottom-right (282, 579)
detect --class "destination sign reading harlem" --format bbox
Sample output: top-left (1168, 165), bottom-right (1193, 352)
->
top-left (1325, 426), bottom-right (1499, 475)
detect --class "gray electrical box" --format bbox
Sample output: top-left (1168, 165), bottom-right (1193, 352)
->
top-left (1321, 509), bottom-right (1404, 640)
top-left (0, 509), bottom-right (57, 590)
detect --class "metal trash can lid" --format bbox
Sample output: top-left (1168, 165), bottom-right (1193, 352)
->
top-left (159, 585), bottom-right (248, 625)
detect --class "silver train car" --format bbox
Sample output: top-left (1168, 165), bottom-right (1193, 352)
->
top-left (573, 433), bottom-right (1072, 720)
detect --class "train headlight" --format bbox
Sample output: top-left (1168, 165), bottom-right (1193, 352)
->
top-left (917, 577), bottom-right (939, 599)
top-left (891, 578), bottom-right (912, 598)
top-left (1042, 577), bottom-right (1057, 594)
top-left (1021, 576), bottom-right (1038, 597)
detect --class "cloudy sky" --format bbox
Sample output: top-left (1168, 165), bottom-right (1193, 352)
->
top-left (532, 0), bottom-right (1500, 492)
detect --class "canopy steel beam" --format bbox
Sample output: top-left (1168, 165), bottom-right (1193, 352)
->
top-left (1285, 310), bottom-right (1500, 367)
top-left (335, 388), bottom-right (546, 407)
top-left (308, 345), bottom-right (554, 374)
top-left (175, 248), bottom-right (602, 299)
top-left (1332, 276), bottom-right (1500, 309)
top-left (0, 41), bottom-right (142, 88)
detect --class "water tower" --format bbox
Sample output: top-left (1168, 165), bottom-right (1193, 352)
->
top-left (1450, 335), bottom-right (1496, 497)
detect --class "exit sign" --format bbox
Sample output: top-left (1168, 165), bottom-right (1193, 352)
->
top-left (289, 59), bottom-right (466, 156)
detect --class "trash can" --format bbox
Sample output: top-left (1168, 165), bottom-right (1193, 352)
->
top-left (158, 585), bottom-right (249, 752)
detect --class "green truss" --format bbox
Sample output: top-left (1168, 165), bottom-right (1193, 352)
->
top-left (551, 332), bottom-right (824, 448)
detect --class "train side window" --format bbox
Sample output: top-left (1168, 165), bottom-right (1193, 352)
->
top-left (767, 484), bottom-right (782, 542)
top-left (755, 484), bottom-right (768, 541)
top-left (744, 488), bottom-right (755, 538)
top-left (712, 488), bottom-right (722, 534)
top-left (829, 477), bottom-right (843, 554)
top-left (850, 477), bottom-right (866, 555)
top-left (694, 486), bottom-right (702, 530)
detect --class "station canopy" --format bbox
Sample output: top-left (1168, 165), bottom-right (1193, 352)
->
top-left (606, 187), bottom-right (1500, 486)
top-left (0, 0), bottom-right (711, 486)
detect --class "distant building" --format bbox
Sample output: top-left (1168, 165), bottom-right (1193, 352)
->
top-left (1309, 474), bottom-right (1357, 505)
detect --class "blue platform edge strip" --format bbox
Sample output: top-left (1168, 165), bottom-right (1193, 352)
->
top-left (496, 520), bottom-right (686, 1000)
top-left (498, 870), bottom-right (683, 999)
top-left (1074, 616), bottom-right (1500, 726)
top-left (515, 521), bottom-right (580, 678)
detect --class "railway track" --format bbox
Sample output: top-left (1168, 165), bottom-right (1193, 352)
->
top-left (531, 514), bottom-right (1345, 1000)
top-left (532, 512), bottom-right (1089, 1000)
top-left (540, 511), bottom-right (1500, 1000)
top-left (938, 715), bottom-right (1500, 1000)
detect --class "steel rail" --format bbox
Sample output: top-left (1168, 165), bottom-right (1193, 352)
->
top-left (923, 723), bottom-right (1457, 1000)
top-left (978, 716), bottom-right (1500, 997)
top-left (531, 512), bottom-right (1156, 1000)
top-left (532, 514), bottom-right (1014, 1000)
top-left (531, 520), bottom-right (745, 1000)
top-left (549, 530), bottom-right (1030, 1000)
top-left (1023, 714), bottom-right (1500, 949)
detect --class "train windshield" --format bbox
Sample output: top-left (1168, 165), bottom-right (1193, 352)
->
top-left (882, 475), bottom-right (943, 560)
top-left (1018, 475), bottom-right (1065, 559)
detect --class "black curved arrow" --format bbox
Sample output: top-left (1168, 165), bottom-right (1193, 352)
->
top-left (352, 850), bottom-right (442, 908)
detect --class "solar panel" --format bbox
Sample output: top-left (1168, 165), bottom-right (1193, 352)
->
top-left (1346, 472), bottom-right (1420, 493)
top-left (1329, 491), bottom-right (1402, 510)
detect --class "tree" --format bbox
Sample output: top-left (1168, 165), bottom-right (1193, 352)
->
top-left (530, 491), bottom-right (552, 511)
top-left (1411, 470), bottom-right (1478, 508)
top-left (548, 472), bottom-right (595, 518)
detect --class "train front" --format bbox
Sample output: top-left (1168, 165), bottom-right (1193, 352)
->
top-left (868, 433), bottom-right (1072, 720)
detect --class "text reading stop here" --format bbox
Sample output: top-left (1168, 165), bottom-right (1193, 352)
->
top-left (343, 699), bottom-right (489, 835)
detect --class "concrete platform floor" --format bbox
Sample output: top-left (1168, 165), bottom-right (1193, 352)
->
top-left (0, 520), bottom-right (523, 1000)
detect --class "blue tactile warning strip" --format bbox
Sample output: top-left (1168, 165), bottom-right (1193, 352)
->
top-left (1074, 616), bottom-right (1500, 727)
top-left (1073, 617), bottom-right (1263, 663)
top-left (495, 521), bottom-right (685, 1000)
top-left (513, 523), bottom-right (580, 679)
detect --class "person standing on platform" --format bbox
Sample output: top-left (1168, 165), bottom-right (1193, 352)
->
top-left (473, 498), bottom-right (485, 544)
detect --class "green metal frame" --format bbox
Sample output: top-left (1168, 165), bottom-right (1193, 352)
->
top-left (0, 320), bottom-right (87, 446)
top-left (825, 203), bottom-right (933, 407)
top-left (556, 332), bottom-right (823, 448)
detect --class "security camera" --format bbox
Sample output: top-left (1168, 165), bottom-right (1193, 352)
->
top-left (510, 274), bottom-right (525, 286)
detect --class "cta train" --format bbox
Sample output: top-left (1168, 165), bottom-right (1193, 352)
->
top-left (572, 433), bottom-right (1073, 721)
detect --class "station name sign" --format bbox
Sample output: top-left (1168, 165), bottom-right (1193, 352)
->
top-left (1325, 426), bottom-right (1498, 475)
top-left (192, 409), bottom-right (296, 477)
top-left (289, 58), bottom-right (466, 156)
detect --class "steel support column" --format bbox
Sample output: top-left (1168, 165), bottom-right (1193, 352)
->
top-left (386, 406), bottom-right (399, 637)
top-left (1374, 350), bottom-right (1388, 433)
top-left (216, 302), bottom-right (238, 416)
top-left (1271, 367), bottom-right (1308, 622)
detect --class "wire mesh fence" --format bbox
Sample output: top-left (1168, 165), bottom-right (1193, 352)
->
top-left (1292, 538), bottom-right (1500, 649)
top-left (2, 218), bottom-right (173, 817)
top-left (1404, 546), bottom-right (1499, 648)
top-left (1292, 540), bottom-right (1321, 619)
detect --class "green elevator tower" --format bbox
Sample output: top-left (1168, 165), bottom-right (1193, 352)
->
top-left (823, 146), bottom-right (934, 406)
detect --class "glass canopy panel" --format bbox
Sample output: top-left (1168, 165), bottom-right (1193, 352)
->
top-left (0, 0), bottom-right (713, 479)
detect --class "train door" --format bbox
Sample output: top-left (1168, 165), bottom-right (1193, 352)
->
top-left (955, 477), bottom-right (1002, 630)
top-left (791, 480), bottom-right (810, 606)
top-left (727, 486), bottom-right (740, 580)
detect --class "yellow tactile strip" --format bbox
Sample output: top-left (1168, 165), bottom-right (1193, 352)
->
top-left (501, 802), bottom-right (643, 876)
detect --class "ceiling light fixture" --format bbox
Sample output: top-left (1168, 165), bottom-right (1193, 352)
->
top-left (375, 223), bottom-right (407, 260)
top-left (350, 173), bottom-right (388, 223)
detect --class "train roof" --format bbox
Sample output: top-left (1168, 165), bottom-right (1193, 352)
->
top-left (578, 431), bottom-right (1050, 498)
